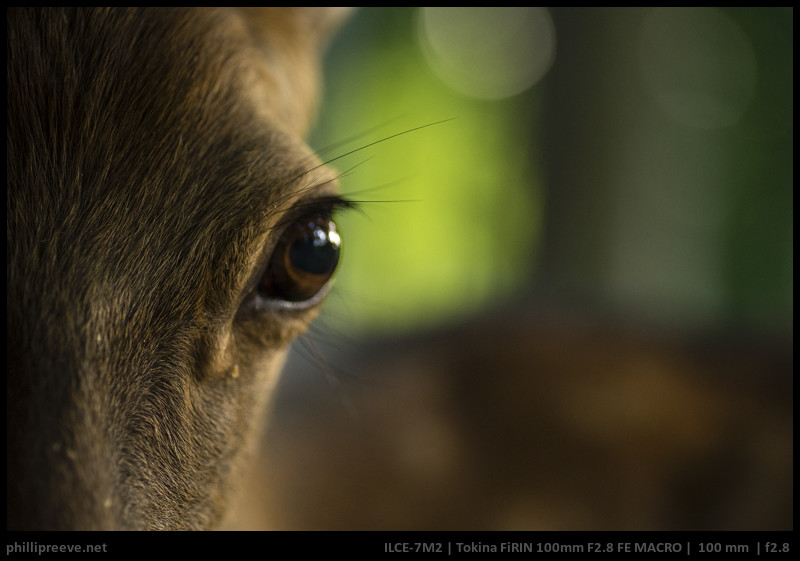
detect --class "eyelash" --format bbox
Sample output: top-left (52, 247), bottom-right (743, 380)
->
top-left (273, 195), bottom-right (356, 230)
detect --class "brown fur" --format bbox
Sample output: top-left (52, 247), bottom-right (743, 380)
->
top-left (7, 7), bottom-right (348, 530)
top-left (7, 7), bottom-right (791, 532)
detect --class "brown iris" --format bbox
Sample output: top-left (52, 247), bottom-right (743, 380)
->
top-left (259, 214), bottom-right (341, 303)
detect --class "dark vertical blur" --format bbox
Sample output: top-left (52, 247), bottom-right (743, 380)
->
top-left (537, 7), bottom-right (792, 337)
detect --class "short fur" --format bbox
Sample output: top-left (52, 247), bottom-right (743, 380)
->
top-left (7, 7), bottom-right (348, 530)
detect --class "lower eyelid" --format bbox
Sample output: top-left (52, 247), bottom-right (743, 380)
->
top-left (239, 276), bottom-right (335, 316)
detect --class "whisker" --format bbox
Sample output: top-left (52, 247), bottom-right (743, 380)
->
top-left (286, 118), bottom-right (457, 189)
top-left (313, 116), bottom-right (409, 157)
top-left (320, 118), bottom-right (457, 169)
top-left (340, 174), bottom-right (422, 201)
top-left (268, 119), bottom-right (452, 219)
top-left (292, 326), bottom-right (361, 419)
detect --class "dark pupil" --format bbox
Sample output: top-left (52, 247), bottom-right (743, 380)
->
top-left (261, 215), bottom-right (341, 303)
top-left (289, 225), bottom-right (340, 276)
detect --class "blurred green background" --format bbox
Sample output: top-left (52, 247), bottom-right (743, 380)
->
top-left (309, 7), bottom-right (792, 339)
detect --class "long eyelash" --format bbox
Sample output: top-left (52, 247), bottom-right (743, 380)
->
top-left (292, 194), bottom-right (359, 215)
top-left (317, 118), bottom-right (457, 171)
top-left (272, 195), bottom-right (359, 233)
top-left (267, 119), bottom-right (454, 221)
top-left (313, 116), bottom-right (409, 159)
top-left (280, 118), bottom-right (457, 194)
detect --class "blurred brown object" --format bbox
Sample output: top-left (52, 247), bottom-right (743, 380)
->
top-left (229, 304), bottom-right (792, 530)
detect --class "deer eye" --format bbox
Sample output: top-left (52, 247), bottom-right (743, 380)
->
top-left (259, 213), bottom-right (341, 303)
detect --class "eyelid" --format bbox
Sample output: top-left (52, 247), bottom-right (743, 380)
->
top-left (237, 194), bottom-right (354, 315)
top-left (274, 194), bottom-right (356, 229)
